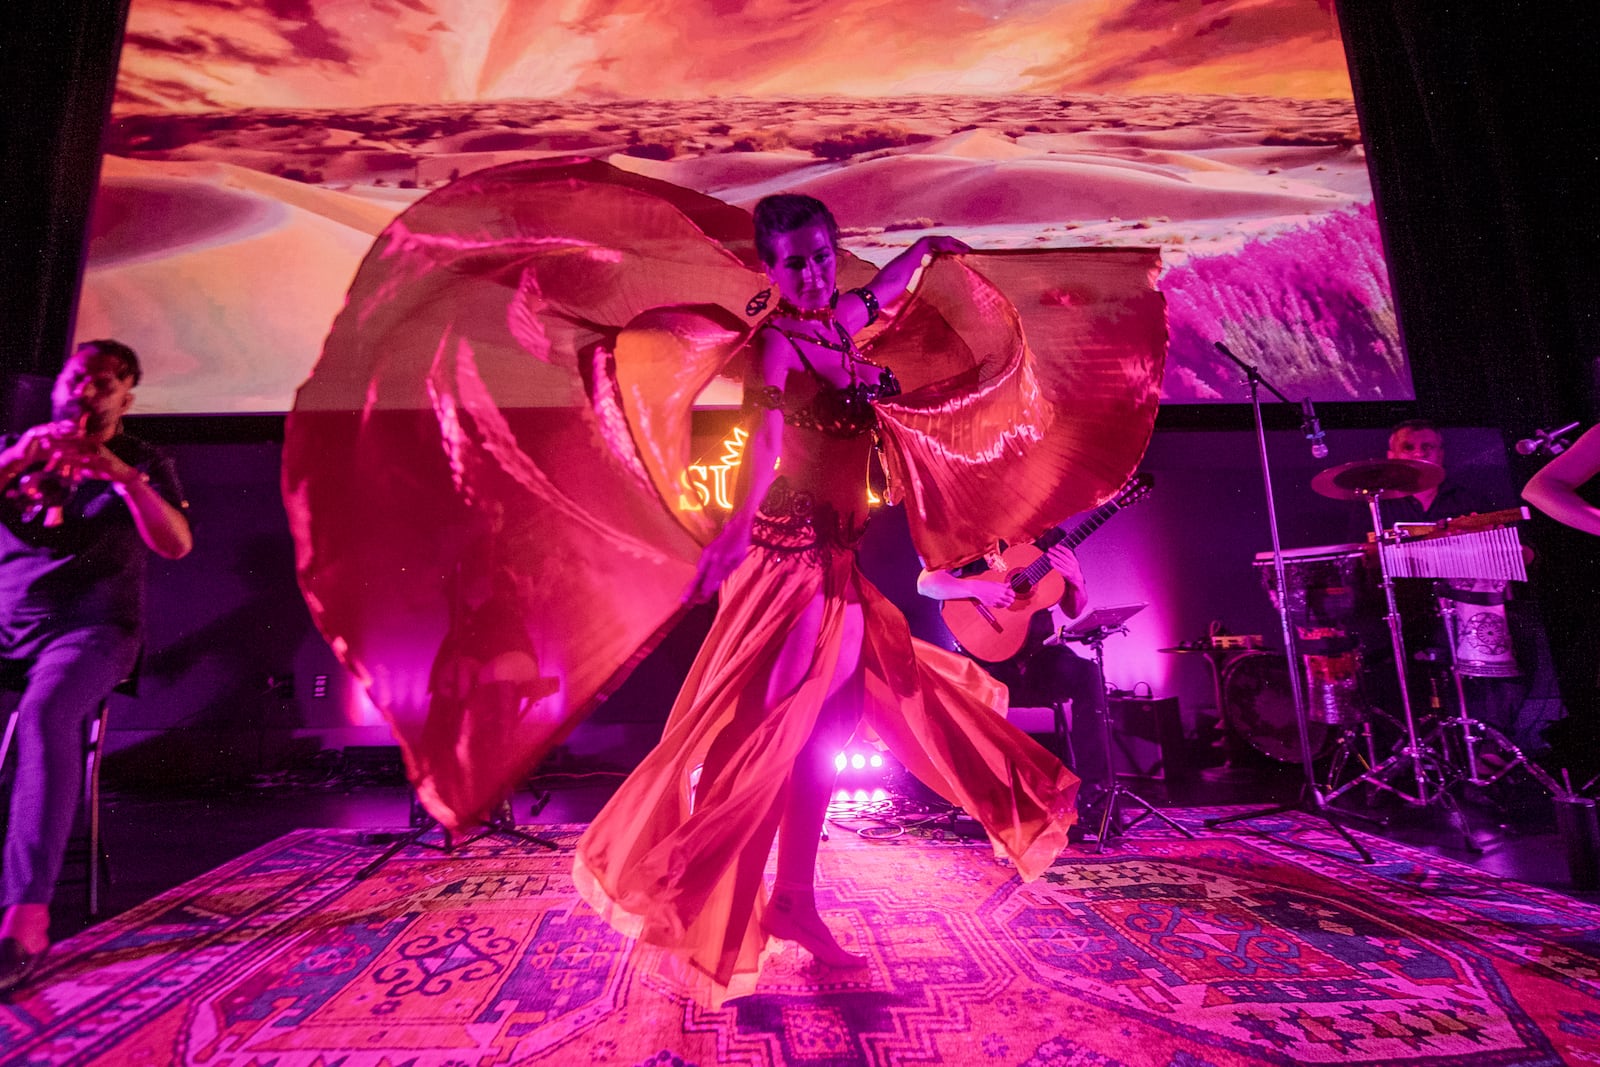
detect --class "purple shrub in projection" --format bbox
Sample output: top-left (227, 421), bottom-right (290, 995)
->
top-left (1161, 202), bottom-right (1409, 402)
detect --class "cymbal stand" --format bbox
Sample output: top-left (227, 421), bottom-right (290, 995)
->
top-left (1321, 500), bottom-right (1513, 851)
top-left (1202, 350), bottom-right (1373, 863)
top-left (1065, 623), bottom-right (1195, 851)
top-left (1318, 496), bottom-right (1527, 850)
top-left (1323, 491), bottom-right (1442, 806)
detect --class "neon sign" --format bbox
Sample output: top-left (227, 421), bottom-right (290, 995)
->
top-left (676, 425), bottom-right (880, 512)
top-left (678, 427), bottom-right (749, 512)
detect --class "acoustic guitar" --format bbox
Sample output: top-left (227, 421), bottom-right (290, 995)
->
top-left (940, 473), bottom-right (1155, 662)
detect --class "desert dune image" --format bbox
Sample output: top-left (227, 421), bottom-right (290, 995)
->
top-left (79, 0), bottom-right (1403, 413)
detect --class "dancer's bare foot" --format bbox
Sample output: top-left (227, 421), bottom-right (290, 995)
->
top-left (0, 905), bottom-right (50, 995)
top-left (0, 905), bottom-right (48, 956)
top-left (764, 884), bottom-right (868, 968)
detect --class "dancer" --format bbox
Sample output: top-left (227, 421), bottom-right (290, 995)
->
top-left (288, 159), bottom-right (1162, 843)
top-left (572, 195), bottom-right (1080, 1001)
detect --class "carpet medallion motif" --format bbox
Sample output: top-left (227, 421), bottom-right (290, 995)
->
top-left (0, 811), bottom-right (1597, 1066)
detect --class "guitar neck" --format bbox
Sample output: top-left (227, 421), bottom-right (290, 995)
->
top-left (1059, 500), bottom-right (1122, 550)
top-left (1020, 500), bottom-right (1123, 585)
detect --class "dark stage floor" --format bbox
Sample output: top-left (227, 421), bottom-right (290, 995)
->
top-left (48, 749), bottom-right (1596, 947)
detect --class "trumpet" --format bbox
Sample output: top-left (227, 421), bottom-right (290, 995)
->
top-left (5, 413), bottom-right (93, 525)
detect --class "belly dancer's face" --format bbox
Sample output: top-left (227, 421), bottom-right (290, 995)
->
top-left (764, 222), bottom-right (838, 312)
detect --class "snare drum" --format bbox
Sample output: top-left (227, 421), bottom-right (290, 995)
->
top-left (1222, 652), bottom-right (1333, 762)
top-left (1435, 579), bottom-right (1519, 677)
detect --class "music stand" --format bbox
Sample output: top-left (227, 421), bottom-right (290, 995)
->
top-left (355, 793), bottom-right (557, 881)
top-left (1063, 604), bottom-right (1148, 640)
top-left (1060, 603), bottom-right (1196, 852)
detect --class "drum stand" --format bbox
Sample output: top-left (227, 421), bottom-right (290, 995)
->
top-left (1323, 491), bottom-right (1445, 804)
top-left (1414, 606), bottom-right (1561, 836)
top-left (1065, 621), bottom-right (1195, 852)
top-left (1202, 351), bottom-right (1374, 863)
top-left (1321, 711), bottom-right (1394, 802)
top-left (1318, 496), bottom-right (1533, 850)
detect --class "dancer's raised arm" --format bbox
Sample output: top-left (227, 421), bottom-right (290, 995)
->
top-left (1524, 424), bottom-right (1600, 536)
top-left (834, 235), bottom-right (970, 334)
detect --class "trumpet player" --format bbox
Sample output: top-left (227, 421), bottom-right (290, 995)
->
top-left (0, 339), bottom-right (191, 994)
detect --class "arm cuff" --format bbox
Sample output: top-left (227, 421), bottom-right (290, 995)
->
top-left (847, 286), bottom-right (880, 326)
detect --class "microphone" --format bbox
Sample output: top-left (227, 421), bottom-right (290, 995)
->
top-left (1300, 398), bottom-right (1329, 459)
top-left (1213, 342), bottom-right (1325, 458)
top-left (1516, 420), bottom-right (1582, 456)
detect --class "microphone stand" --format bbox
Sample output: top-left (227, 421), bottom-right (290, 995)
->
top-left (1202, 346), bottom-right (1374, 864)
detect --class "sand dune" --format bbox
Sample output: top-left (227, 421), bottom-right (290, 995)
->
top-left (100, 155), bottom-right (403, 235)
top-left (909, 129), bottom-right (1040, 160)
top-left (609, 150), bottom-right (828, 195)
top-left (91, 92), bottom-right (1397, 410)
top-left (88, 179), bottom-right (284, 268)
top-left (740, 154), bottom-right (1346, 229)
top-left (78, 160), bottom-right (400, 413)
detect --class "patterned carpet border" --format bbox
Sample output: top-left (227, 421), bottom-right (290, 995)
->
top-left (0, 806), bottom-right (1597, 1066)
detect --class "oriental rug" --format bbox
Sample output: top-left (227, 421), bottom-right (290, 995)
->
top-left (2, 809), bottom-right (1599, 1066)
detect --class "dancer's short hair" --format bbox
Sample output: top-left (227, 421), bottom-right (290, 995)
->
top-left (753, 195), bottom-right (839, 266)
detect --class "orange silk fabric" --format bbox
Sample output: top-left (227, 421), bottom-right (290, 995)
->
top-left (870, 248), bottom-right (1167, 569)
top-left (282, 158), bottom-right (1165, 831)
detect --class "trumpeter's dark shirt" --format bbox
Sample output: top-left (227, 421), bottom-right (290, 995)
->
top-left (0, 433), bottom-right (185, 637)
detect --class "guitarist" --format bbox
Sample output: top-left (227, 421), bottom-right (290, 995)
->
top-left (916, 542), bottom-right (1088, 624)
top-left (916, 543), bottom-right (1107, 791)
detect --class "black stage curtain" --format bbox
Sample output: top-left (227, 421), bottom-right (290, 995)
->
top-left (1336, 1), bottom-right (1599, 428)
top-left (1336, 1), bottom-right (1600, 767)
top-left (0, 0), bottom-right (130, 379)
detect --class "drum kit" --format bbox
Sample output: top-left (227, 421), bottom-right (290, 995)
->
top-left (1225, 456), bottom-right (1558, 828)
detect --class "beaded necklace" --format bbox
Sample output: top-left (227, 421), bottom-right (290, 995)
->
top-left (775, 296), bottom-right (838, 323)
top-left (773, 320), bottom-right (859, 384)
top-left (771, 296), bottom-right (890, 388)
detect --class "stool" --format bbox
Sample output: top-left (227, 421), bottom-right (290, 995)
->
top-left (1007, 701), bottom-right (1074, 766)
top-left (0, 662), bottom-right (137, 918)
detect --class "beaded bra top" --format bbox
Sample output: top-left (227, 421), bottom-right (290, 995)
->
top-left (750, 322), bottom-right (901, 438)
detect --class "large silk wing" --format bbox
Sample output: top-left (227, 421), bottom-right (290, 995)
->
top-left (870, 249), bottom-right (1166, 570)
top-left (283, 160), bottom-right (761, 831)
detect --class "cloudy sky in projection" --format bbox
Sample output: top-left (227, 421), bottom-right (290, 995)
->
top-left (116, 0), bottom-right (1351, 111)
top-left (92, 0), bottom-right (1397, 413)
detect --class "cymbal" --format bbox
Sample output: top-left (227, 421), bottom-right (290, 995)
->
top-left (1311, 458), bottom-right (1444, 500)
